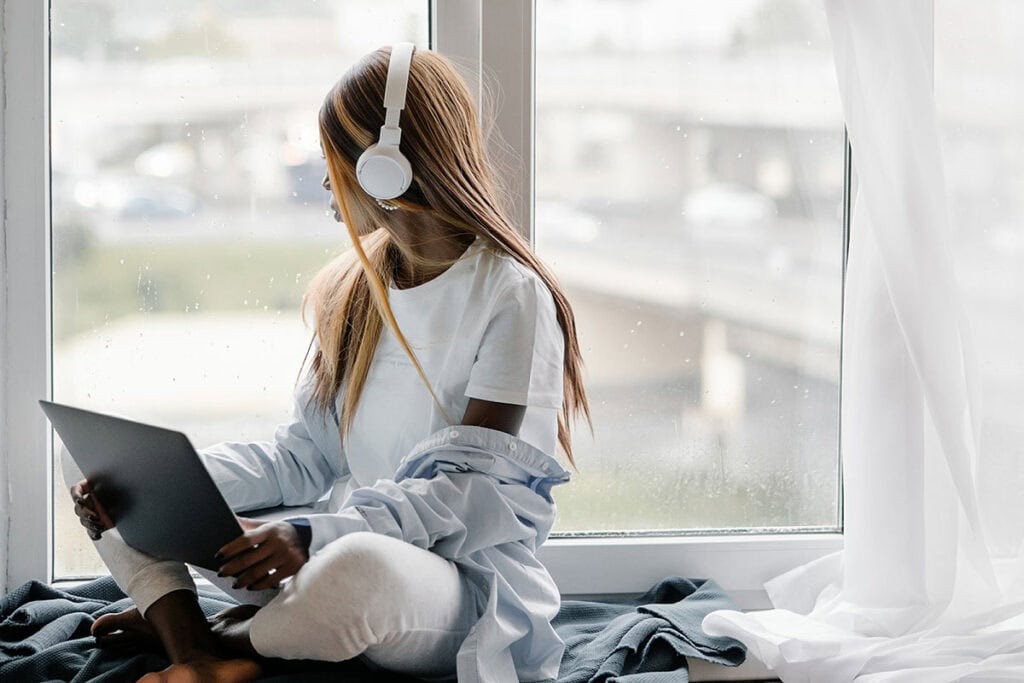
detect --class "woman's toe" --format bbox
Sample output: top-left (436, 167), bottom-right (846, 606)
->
top-left (92, 608), bottom-right (145, 636)
top-left (92, 607), bottom-right (161, 649)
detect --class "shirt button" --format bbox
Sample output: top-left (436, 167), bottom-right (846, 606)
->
top-left (509, 442), bottom-right (517, 451)
top-left (449, 430), bottom-right (460, 439)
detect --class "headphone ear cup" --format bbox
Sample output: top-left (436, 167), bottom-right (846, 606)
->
top-left (356, 144), bottom-right (413, 200)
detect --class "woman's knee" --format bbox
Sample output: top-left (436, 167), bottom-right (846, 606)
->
top-left (250, 532), bottom-right (413, 660)
top-left (304, 532), bottom-right (412, 606)
top-left (317, 531), bottom-right (396, 568)
top-left (284, 531), bottom-right (460, 635)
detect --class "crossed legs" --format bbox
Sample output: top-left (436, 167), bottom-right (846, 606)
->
top-left (92, 529), bottom-right (479, 682)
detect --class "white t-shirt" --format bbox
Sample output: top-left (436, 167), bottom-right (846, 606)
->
top-left (339, 235), bottom-right (565, 493)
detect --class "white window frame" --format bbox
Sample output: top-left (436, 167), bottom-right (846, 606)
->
top-left (2, 0), bottom-right (844, 607)
top-left (3, 0), bottom-right (53, 591)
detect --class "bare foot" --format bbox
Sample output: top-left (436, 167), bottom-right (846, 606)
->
top-left (136, 656), bottom-right (262, 683)
top-left (209, 605), bottom-right (261, 659)
top-left (92, 608), bottom-right (162, 652)
top-left (210, 604), bottom-right (260, 625)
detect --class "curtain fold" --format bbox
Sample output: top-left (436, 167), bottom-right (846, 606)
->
top-left (702, 0), bottom-right (1024, 679)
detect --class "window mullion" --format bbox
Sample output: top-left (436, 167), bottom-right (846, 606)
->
top-left (480, 0), bottom-right (534, 240)
top-left (432, 0), bottom-right (481, 103)
top-left (435, 0), bottom-right (533, 241)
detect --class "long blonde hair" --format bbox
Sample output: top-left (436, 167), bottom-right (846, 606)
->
top-left (305, 46), bottom-right (590, 469)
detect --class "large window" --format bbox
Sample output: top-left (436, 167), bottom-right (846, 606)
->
top-left (0, 0), bottom-right (846, 597)
top-left (536, 0), bottom-right (845, 533)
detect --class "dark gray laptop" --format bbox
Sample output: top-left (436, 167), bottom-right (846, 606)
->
top-left (40, 400), bottom-right (243, 571)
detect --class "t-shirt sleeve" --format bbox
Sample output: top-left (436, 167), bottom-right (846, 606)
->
top-left (464, 273), bottom-right (565, 410)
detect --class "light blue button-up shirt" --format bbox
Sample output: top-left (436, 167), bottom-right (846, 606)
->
top-left (201, 401), bottom-right (572, 682)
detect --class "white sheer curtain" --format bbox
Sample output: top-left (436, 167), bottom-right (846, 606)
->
top-left (703, 0), bottom-right (1024, 679)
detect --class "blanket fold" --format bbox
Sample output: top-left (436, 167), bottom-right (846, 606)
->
top-left (552, 577), bottom-right (747, 683)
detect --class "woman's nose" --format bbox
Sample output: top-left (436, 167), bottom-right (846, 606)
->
top-left (322, 174), bottom-right (330, 190)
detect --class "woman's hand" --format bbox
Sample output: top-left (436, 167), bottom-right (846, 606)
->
top-left (216, 518), bottom-right (309, 591)
top-left (70, 479), bottom-right (114, 541)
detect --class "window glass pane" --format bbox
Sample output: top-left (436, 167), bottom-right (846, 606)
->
top-left (536, 0), bottom-right (844, 533)
top-left (936, 0), bottom-right (1024, 557)
top-left (51, 1), bottom-right (428, 578)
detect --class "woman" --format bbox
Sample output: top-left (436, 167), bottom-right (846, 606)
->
top-left (68, 43), bottom-right (590, 683)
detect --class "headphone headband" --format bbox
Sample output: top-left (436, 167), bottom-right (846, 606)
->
top-left (383, 42), bottom-right (415, 118)
top-left (356, 42), bottom-right (416, 200)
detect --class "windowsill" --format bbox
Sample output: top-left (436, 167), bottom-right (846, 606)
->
top-left (541, 532), bottom-right (843, 609)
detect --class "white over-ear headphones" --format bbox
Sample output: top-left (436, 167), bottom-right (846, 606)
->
top-left (356, 42), bottom-right (415, 200)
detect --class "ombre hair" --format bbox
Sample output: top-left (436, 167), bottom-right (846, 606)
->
top-left (305, 46), bottom-right (590, 469)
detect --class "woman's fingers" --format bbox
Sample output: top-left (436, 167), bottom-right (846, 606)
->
top-left (71, 483), bottom-right (90, 513)
top-left (69, 478), bottom-right (111, 542)
top-left (77, 513), bottom-right (101, 531)
top-left (81, 494), bottom-right (113, 530)
top-left (218, 539), bottom-right (275, 578)
top-left (217, 523), bottom-right (308, 590)
top-left (231, 556), bottom-right (282, 591)
top-left (248, 558), bottom-right (303, 591)
top-left (248, 567), bottom-right (287, 592)
top-left (217, 526), bottom-right (270, 562)
top-left (70, 479), bottom-right (114, 531)
top-left (82, 489), bottom-right (115, 529)
top-left (73, 500), bottom-right (97, 522)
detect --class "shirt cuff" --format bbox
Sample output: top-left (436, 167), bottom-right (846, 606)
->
top-left (285, 517), bottom-right (312, 554)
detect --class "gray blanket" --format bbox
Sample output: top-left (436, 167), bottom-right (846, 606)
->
top-left (0, 575), bottom-right (745, 682)
top-left (552, 577), bottom-right (747, 682)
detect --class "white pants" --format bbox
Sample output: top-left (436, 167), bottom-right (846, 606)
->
top-left (63, 452), bottom-right (480, 680)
